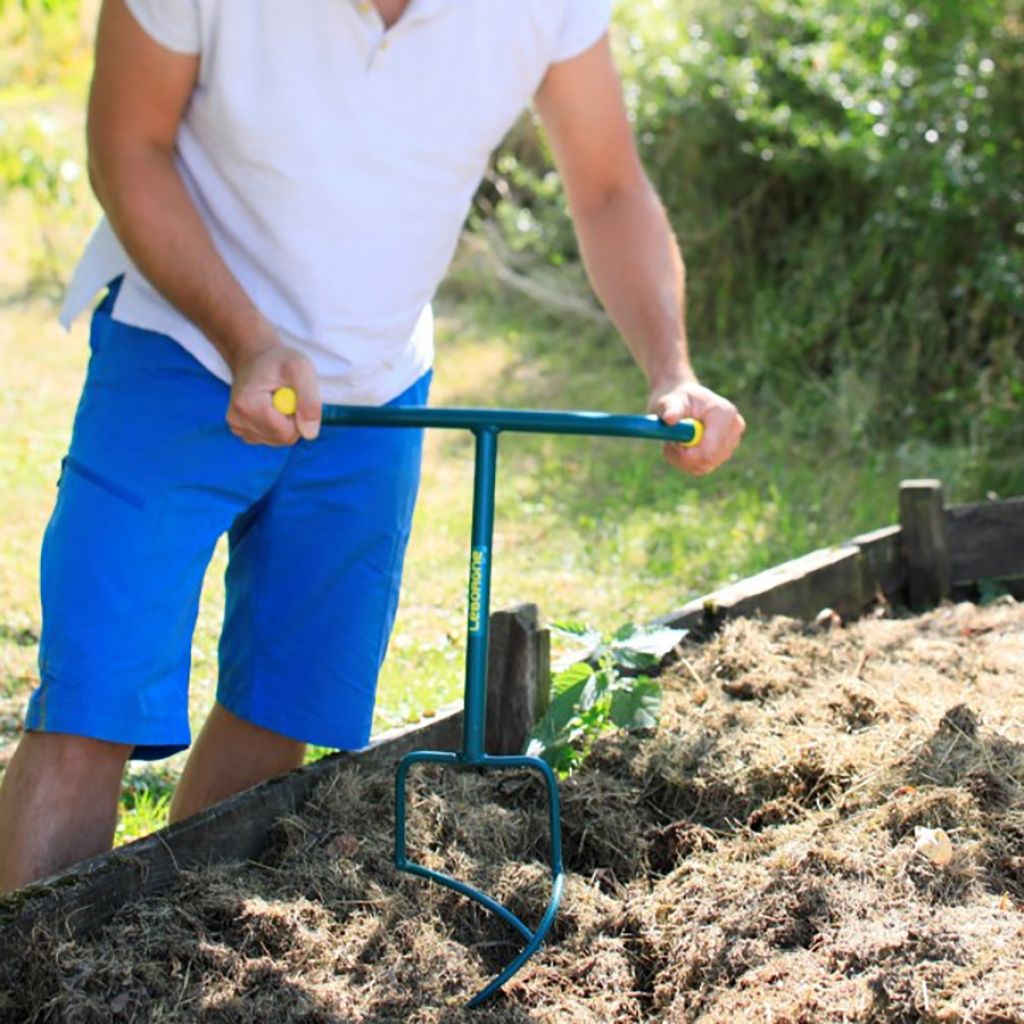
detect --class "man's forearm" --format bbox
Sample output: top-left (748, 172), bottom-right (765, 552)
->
top-left (572, 176), bottom-right (696, 391)
top-left (89, 144), bottom-right (276, 372)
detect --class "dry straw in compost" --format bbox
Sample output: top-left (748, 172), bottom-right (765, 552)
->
top-left (2, 601), bottom-right (1022, 1022)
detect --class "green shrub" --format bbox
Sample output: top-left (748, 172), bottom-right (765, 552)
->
top-left (0, 0), bottom-right (93, 91)
top-left (486, 0), bottom-right (1023, 490)
top-left (0, 0), bottom-right (95, 285)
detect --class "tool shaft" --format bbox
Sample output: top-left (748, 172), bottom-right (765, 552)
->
top-left (463, 428), bottom-right (498, 762)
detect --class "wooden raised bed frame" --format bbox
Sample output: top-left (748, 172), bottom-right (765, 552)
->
top-left (1, 478), bottom-right (1021, 957)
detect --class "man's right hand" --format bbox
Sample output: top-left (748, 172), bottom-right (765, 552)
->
top-left (226, 343), bottom-right (322, 447)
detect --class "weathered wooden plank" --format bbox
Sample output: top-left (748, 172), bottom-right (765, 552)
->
top-left (849, 525), bottom-right (905, 601)
top-left (656, 545), bottom-right (868, 632)
top-left (946, 496), bottom-right (1024, 584)
top-left (534, 627), bottom-right (552, 721)
top-left (361, 702), bottom-right (464, 763)
top-left (485, 604), bottom-right (550, 755)
top-left (725, 547), bottom-right (865, 621)
top-left (899, 480), bottom-right (952, 611)
top-left (651, 594), bottom-right (707, 635)
top-left (0, 704), bottom-right (464, 955)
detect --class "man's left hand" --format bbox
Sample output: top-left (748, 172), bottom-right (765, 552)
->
top-left (649, 379), bottom-right (746, 476)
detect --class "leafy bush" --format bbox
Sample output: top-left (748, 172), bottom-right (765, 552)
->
top-left (0, 115), bottom-right (81, 205)
top-left (0, 0), bottom-right (93, 91)
top-left (487, 0), bottom-right (1023, 489)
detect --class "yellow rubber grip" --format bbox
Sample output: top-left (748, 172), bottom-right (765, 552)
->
top-left (272, 387), bottom-right (297, 416)
top-left (679, 419), bottom-right (704, 448)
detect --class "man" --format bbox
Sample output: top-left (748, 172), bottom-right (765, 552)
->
top-left (0, 0), bottom-right (745, 892)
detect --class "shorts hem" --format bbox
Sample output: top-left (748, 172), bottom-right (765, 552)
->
top-left (25, 683), bottom-right (191, 762)
top-left (218, 691), bottom-right (372, 753)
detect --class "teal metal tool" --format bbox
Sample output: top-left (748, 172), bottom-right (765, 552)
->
top-left (283, 398), bottom-right (702, 1006)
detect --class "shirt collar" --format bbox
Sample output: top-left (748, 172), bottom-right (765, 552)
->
top-left (352, 0), bottom-right (457, 25)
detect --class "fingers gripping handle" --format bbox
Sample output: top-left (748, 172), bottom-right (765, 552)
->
top-left (271, 387), bottom-right (704, 446)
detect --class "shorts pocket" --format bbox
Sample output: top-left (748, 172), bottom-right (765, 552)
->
top-left (63, 456), bottom-right (148, 511)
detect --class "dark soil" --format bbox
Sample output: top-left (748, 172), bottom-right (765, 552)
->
top-left (2, 601), bottom-right (1022, 1023)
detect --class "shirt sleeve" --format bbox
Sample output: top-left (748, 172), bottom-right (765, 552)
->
top-left (552, 0), bottom-right (615, 63)
top-left (123, 0), bottom-right (201, 55)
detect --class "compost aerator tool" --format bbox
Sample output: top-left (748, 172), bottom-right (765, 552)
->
top-left (276, 395), bottom-right (702, 1007)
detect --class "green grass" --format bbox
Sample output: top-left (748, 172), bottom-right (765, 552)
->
top-left (115, 766), bottom-right (175, 844)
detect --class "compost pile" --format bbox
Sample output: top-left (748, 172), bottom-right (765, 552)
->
top-left (4, 601), bottom-right (1023, 1023)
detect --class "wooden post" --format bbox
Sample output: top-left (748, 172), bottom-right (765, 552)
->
top-left (485, 603), bottom-right (550, 755)
top-left (899, 479), bottom-right (952, 611)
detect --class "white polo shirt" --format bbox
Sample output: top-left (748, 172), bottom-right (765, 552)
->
top-left (61, 0), bottom-right (614, 405)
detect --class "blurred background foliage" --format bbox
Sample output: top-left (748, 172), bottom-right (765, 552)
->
top-left (0, 0), bottom-right (95, 287)
top-left (3, 0), bottom-right (1021, 495)
top-left (486, 0), bottom-right (1024, 491)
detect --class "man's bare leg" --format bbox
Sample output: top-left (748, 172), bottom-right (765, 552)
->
top-left (169, 702), bottom-right (305, 823)
top-left (0, 732), bottom-right (131, 893)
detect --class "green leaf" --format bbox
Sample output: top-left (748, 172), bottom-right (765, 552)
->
top-left (525, 713), bottom-right (562, 753)
top-left (613, 623), bottom-right (687, 655)
top-left (580, 668), bottom-right (614, 712)
top-left (538, 674), bottom-right (592, 736)
top-left (978, 578), bottom-right (1011, 606)
top-left (612, 648), bottom-right (660, 671)
top-left (578, 673), bottom-right (601, 714)
top-left (609, 679), bottom-right (663, 732)
top-left (550, 621), bottom-right (604, 668)
top-left (610, 624), bottom-right (686, 669)
top-left (525, 707), bottom-right (586, 770)
top-left (552, 662), bottom-right (594, 695)
top-left (551, 621), bottom-right (601, 643)
top-left (526, 736), bottom-right (577, 774)
top-left (611, 623), bottom-right (641, 642)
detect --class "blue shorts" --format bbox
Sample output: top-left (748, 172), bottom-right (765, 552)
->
top-left (26, 284), bottom-right (429, 760)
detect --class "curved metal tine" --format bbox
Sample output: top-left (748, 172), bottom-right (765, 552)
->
top-left (394, 751), bottom-right (566, 1007)
top-left (400, 860), bottom-right (534, 942)
top-left (466, 754), bottom-right (565, 1008)
top-left (468, 871), bottom-right (565, 1008)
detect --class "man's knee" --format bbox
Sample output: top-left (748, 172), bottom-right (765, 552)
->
top-left (16, 730), bottom-right (132, 776)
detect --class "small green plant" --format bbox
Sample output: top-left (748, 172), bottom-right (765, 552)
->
top-left (115, 768), bottom-right (175, 844)
top-left (977, 578), bottom-right (1012, 606)
top-left (525, 622), bottom-right (685, 775)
